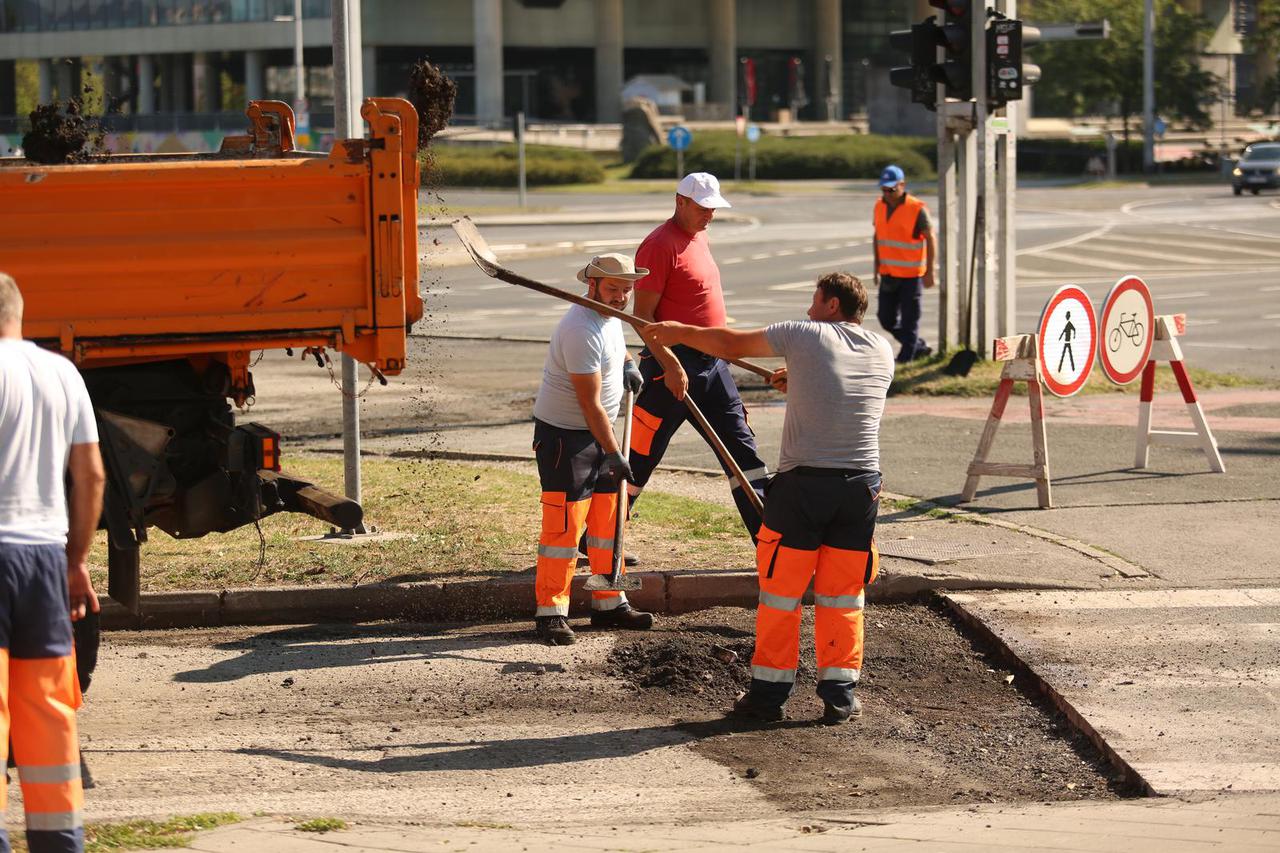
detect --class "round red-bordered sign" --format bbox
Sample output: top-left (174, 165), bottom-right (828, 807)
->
top-left (1096, 275), bottom-right (1154, 386)
top-left (1037, 285), bottom-right (1097, 397)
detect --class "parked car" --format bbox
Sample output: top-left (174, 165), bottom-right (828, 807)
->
top-left (1232, 142), bottom-right (1280, 195)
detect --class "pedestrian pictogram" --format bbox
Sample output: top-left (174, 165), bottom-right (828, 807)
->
top-left (1097, 275), bottom-right (1154, 386)
top-left (1037, 285), bottom-right (1097, 397)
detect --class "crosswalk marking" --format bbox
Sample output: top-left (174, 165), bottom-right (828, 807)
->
top-left (1084, 240), bottom-right (1223, 266)
top-left (1026, 250), bottom-right (1133, 271)
top-left (1102, 232), bottom-right (1280, 260)
top-left (801, 254), bottom-right (872, 270)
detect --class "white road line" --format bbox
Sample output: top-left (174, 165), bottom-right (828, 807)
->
top-left (801, 254), bottom-right (872, 270)
top-left (722, 257), bottom-right (744, 265)
top-left (1017, 224), bottom-right (1113, 256)
top-left (1263, 313), bottom-right (1280, 320)
top-left (1160, 291), bottom-right (1209, 300)
top-left (772, 249), bottom-right (796, 256)
top-left (1261, 285), bottom-right (1280, 292)
top-left (1114, 232), bottom-right (1280, 259)
top-left (769, 280), bottom-right (823, 292)
top-left (1083, 240), bottom-right (1221, 266)
top-left (1025, 250), bottom-right (1133, 271)
top-left (1184, 318), bottom-right (1220, 326)
top-left (800, 246), bottom-right (819, 253)
top-left (822, 243), bottom-right (843, 250)
top-left (749, 253), bottom-right (773, 260)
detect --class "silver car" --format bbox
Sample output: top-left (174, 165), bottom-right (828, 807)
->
top-left (1232, 142), bottom-right (1280, 195)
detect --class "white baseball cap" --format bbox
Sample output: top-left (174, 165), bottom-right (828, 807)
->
top-left (676, 172), bottom-right (731, 209)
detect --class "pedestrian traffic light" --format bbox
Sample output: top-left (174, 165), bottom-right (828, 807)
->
top-left (889, 21), bottom-right (940, 110)
top-left (987, 17), bottom-right (1041, 108)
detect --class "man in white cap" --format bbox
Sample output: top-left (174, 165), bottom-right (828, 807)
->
top-left (872, 164), bottom-right (935, 363)
top-left (530, 253), bottom-right (663, 646)
top-left (626, 172), bottom-right (769, 539)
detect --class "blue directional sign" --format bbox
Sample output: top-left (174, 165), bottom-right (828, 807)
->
top-left (667, 125), bottom-right (692, 151)
top-left (746, 124), bottom-right (761, 143)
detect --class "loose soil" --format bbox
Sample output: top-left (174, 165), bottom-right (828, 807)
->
top-left (408, 59), bottom-right (457, 150)
top-left (22, 99), bottom-right (106, 165)
top-left (605, 604), bottom-right (1134, 811)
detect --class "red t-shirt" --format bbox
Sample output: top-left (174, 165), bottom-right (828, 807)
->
top-left (634, 218), bottom-right (727, 327)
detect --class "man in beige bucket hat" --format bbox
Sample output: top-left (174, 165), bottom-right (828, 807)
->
top-left (529, 253), bottom-right (679, 645)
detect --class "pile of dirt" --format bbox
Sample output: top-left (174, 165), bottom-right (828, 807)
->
top-left (22, 99), bottom-right (106, 165)
top-left (407, 59), bottom-right (457, 150)
top-left (604, 605), bottom-right (1135, 811)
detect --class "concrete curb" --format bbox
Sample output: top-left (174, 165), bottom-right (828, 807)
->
top-left (98, 569), bottom-right (1096, 631)
top-left (941, 592), bottom-right (1155, 797)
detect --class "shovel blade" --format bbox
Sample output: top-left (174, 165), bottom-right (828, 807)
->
top-left (584, 574), bottom-right (641, 591)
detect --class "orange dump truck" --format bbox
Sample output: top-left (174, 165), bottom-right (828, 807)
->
top-left (0, 99), bottom-right (423, 612)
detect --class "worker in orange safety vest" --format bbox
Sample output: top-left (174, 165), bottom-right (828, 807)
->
top-left (872, 164), bottom-right (936, 363)
top-left (642, 271), bottom-right (894, 724)
top-left (0, 272), bottom-right (103, 853)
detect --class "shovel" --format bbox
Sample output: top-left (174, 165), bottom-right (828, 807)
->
top-left (585, 388), bottom-right (641, 592)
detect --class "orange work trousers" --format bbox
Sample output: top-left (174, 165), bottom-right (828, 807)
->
top-left (747, 468), bottom-right (881, 711)
top-left (533, 420), bottom-right (629, 617)
top-left (0, 543), bottom-right (85, 853)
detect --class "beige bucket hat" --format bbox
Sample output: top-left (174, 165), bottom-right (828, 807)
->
top-left (576, 252), bottom-right (650, 284)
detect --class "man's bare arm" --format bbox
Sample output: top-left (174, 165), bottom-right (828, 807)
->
top-left (642, 323), bottom-right (776, 360)
top-left (569, 372), bottom-right (620, 454)
top-left (66, 442), bottom-right (105, 620)
top-left (923, 226), bottom-right (937, 289)
top-left (631, 290), bottom-right (688, 400)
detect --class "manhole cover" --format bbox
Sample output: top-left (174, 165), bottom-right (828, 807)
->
top-left (877, 539), bottom-right (1037, 565)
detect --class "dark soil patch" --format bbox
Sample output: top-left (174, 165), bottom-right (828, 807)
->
top-left (604, 604), bottom-right (1136, 812)
top-left (407, 59), bottom-right (457, 150)
top-left (23, 100), bottom-right (105, 165)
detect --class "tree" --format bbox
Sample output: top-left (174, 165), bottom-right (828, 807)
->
top-left (1026, 0), bottom-right (1219, 167)
top-left (1245, 0), bottom-right (1280, 113)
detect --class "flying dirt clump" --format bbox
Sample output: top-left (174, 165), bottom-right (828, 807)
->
top-left (408, 59), bottom-right (457, 150)
top-left (22, 100), bottom-right (106, 165)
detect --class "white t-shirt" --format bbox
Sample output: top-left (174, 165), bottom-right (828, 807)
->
top-left (532, 305), bottom-right (626, 430)
top-left (0, 340), bottom-right (99, 545)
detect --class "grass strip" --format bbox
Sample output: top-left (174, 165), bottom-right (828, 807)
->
top-left (87, 457), bottom-right (753, 592)
top-left (5, 812), bottom-right (244, 852)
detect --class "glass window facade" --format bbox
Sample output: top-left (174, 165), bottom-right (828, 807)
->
top-left (0, 0), bottom-right (328, 29)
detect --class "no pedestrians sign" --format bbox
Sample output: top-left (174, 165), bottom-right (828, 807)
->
top-left (1037, 285), bottom-right (1097, 397)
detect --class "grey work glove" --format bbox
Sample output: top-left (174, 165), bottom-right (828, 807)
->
top-left (603, 451), bottom-right (635, 485)
top-left (622, 360), bottom-right (644, 394)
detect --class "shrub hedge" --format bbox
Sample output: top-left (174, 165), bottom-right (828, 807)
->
top-left (628, 131), bottom-right (936, 181)
top-left (422, 143), bottom-right (606, 187)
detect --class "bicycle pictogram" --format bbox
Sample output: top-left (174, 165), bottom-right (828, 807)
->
top-left (1108, 311), bottom-right (1145, 352)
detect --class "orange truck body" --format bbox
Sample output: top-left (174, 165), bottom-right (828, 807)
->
top-left (1, 98), bottom-right (423, 402)
top-left (0, 99), bottom-right (424, 613)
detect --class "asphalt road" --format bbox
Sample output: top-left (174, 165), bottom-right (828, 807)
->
top-left (423, 183), bottom-right (1280, 380)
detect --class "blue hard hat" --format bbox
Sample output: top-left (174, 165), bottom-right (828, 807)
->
top-left (879, 164), bottom-right (905, 187)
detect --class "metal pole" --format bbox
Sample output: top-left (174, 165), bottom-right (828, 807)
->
top-left (333, 0), bottom-right (363, 516)
top-left (973, 0), bottom-right (996, 351)
top-left (676, 148), bottom-right (683, 180)
top-left (937, 120), bottom-right (958, 351)
top-left (996, 0), bottom-right (1017, 339)
top-left (516, 111), bottom-right (527, 207)
top-left (749, 142), bottom-right (756, 181)
top-left (293, 0), bottom-right (304, 117)
top-left (1142, 0), bottom-right (1155, 173)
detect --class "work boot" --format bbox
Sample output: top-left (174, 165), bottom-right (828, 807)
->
top-left (578, 533), bottom-right (640, 567)
top-left (820, 695), bottom-right (863, 726)
top-left (729, 691), bottom-right (785, 722)
top-left (589, 603), bottom-right (653, 630)
top-left (535, 616), bottom-right (576, 646)
top-left (911, 344), bottom-right (933, 361)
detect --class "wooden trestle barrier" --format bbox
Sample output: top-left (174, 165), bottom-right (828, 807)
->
top-left (960, 333), bottom-right (1052, 509)
top-left (1135, 313), bottom-right (1225, 473)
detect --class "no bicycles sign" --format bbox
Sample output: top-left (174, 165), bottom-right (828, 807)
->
top-left (1097, 275), bottom-right (1154, 385)
top-left (1037, 285), bottom-right (1097, 397)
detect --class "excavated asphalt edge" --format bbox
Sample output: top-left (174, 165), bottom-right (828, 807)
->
top-left (941, 592), bottom-right (1156, 798)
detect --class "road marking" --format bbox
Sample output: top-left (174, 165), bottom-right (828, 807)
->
top-left (769, 280), bottom-right (823, 291)
top-left (1183, 341), bottom-right (1271, 350)
top-left (722, 257), bottom-right (744, 265)
top-left (1261, 285), bottom-right (1280, 292)
top-left (1263, 313), bottom-right (1280, 320)
top-left (822, 243), bottom-right (843, 250)
top-left (750, 252), bottom-right (773, 260)
top-left (800, 246), bottom-right (819, 253)
top-left (1083, 240), bottom-right (1223, 266)
top-left (1025, 249), bottom-right (1132, 271)
top-left (1018, 224), bottom-right (1113, 256)
top-left (1160, 291), bottom-right (1209, 300)
top-left (1184, 318), bottom-right (1220, 326)
top-left (801, 254), bottom-right (872, 270)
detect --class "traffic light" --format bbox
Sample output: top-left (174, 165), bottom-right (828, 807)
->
top-left (931, 0), bottom-right (974, 103)
top-left (889, 22), bottom-right (939, 109)
top-left (987, 16), bottom-right (1041, 108)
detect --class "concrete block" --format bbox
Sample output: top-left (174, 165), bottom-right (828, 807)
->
top-left (222, 583), bottom-right (445, 626)
top-left (665, 570), bottom-right (757, 614)
top-left (438, 576), bottom-right (533, 622)
top-left (569, 571), bottom-right (665, 615)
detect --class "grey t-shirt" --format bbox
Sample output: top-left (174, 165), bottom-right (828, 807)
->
top-left (532, 305), bottom-right (626, 430)
top-left (764, 320), bottom-right (895, 473)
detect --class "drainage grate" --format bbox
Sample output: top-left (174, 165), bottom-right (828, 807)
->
top-left (877, 539), bottom-right (1038, 565)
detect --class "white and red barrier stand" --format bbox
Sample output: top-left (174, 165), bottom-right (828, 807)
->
top-left (1135, 313), bottom-right (1225, 473)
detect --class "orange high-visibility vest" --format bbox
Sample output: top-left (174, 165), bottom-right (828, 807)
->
top-left (874, 194), bottom-right (928, 278)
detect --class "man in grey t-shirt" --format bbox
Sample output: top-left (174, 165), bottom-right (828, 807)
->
top-left (641, 272), bottom-right (893, 725)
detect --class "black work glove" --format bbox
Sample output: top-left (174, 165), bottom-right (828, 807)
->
top-left (603, 451), bottom-right (635, 485)
top-left (622, 361), bottom-right (644, 394)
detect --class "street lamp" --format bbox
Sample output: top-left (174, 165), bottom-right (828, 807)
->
top-left (273, 0), bottom-right (308, 140)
